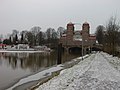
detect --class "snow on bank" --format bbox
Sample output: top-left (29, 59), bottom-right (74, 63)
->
top-left (6, 53), bottom-right (89, 90)
top-left (102, 52), bottom-right (120, 71)
top-left (36, 52), bottom-right (120, 90)
top-left (0, 50), bottom-right (44, 53)
top-left (7, 65), bottom-right (63, 90)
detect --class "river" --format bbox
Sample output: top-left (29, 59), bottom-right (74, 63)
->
top-left (0, 51), bottom-right (80, 89)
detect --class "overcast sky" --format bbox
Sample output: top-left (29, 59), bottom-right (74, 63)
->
top-left (0, 0), bottom-right (120, 36)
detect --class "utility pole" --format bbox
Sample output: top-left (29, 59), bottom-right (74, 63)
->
top-left (82, 36), bottom-right (83, 60)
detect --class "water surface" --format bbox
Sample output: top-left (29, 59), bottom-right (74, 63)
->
top-left (0, 51), bottom-right (80, 89)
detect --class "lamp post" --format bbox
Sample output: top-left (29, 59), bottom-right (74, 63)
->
top-left (90, 40), bottom-right (92, 53)
top-left (82, 37), bottom-right (83, 60)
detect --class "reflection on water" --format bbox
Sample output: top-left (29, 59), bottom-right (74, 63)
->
top-left (0, 52), bottom-right (57, 72)
top-left (0, 51), bottom-right (80, 89)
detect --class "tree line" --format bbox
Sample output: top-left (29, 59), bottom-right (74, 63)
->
top-left (2, 26), bottom-right (65, 48)
top-left (96, 16), bottom-right (120, 56)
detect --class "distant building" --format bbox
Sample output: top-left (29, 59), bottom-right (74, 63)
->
top-left (0, 44), bottom-right (7, 49)
top-left (59, 22), bottom-right (96, 53)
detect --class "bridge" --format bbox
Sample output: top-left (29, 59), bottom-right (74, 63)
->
top-left (59, 22), bottom-right (102, 54)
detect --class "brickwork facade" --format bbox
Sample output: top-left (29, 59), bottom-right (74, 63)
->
top-left (59, 22), bottom-right (96, 49)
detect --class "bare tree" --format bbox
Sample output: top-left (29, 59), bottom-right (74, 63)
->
top-left (96, 25), bottom-right (105, 44)
top-left (36, 31), bottom-right (46, 45)
top-left (26, 32), bottom-right (34, 46)
top-left (105, 16), bottom-right (120, 55)
top-left (30, 26), bottom-right (41, 45)
top-left (0, 34), bottom-right (3, 44)
top-left (46, 28), bottom-right (54, 38)
top-left (20, 30), bottom-right (28, 44)
top-left (46, 28), bottom-right (58, 47)
top-left (31, 26), bottom-right (41, 36)
top-left (57, 27), bottom-right (65, 38)
top-left (12, 30), bottom-right (19, 36)
top-left (10, 30), bottom-right (19, 45)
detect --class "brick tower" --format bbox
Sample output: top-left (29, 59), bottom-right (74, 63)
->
top-left (66, 22), bottom-right (74, 44)
top-left (82, 22), bottom-right (90, 41)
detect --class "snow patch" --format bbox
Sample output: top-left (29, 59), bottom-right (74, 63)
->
top-left (36, 52), bottom-right (120, 90)
top-left (7, 65), bottom-right (63, 90)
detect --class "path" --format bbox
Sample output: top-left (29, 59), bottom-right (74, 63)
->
top-left (36, 52), bottom-right (120, 90)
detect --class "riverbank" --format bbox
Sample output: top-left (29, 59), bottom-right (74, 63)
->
top-left (6, 54), bottom-right (89, 90)
top-left (35, 52), bottom-right (120, 90)
top-left (0, 49), bottom-right (44, 53)
top-left (28, 55), bottom-right (89, 90)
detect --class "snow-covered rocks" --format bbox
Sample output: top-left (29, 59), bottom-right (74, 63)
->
top-left (36, 52), bottom-right (120, 90)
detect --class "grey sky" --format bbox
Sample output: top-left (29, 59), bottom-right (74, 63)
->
top-left (0, 0), bottom-right (120, 36)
